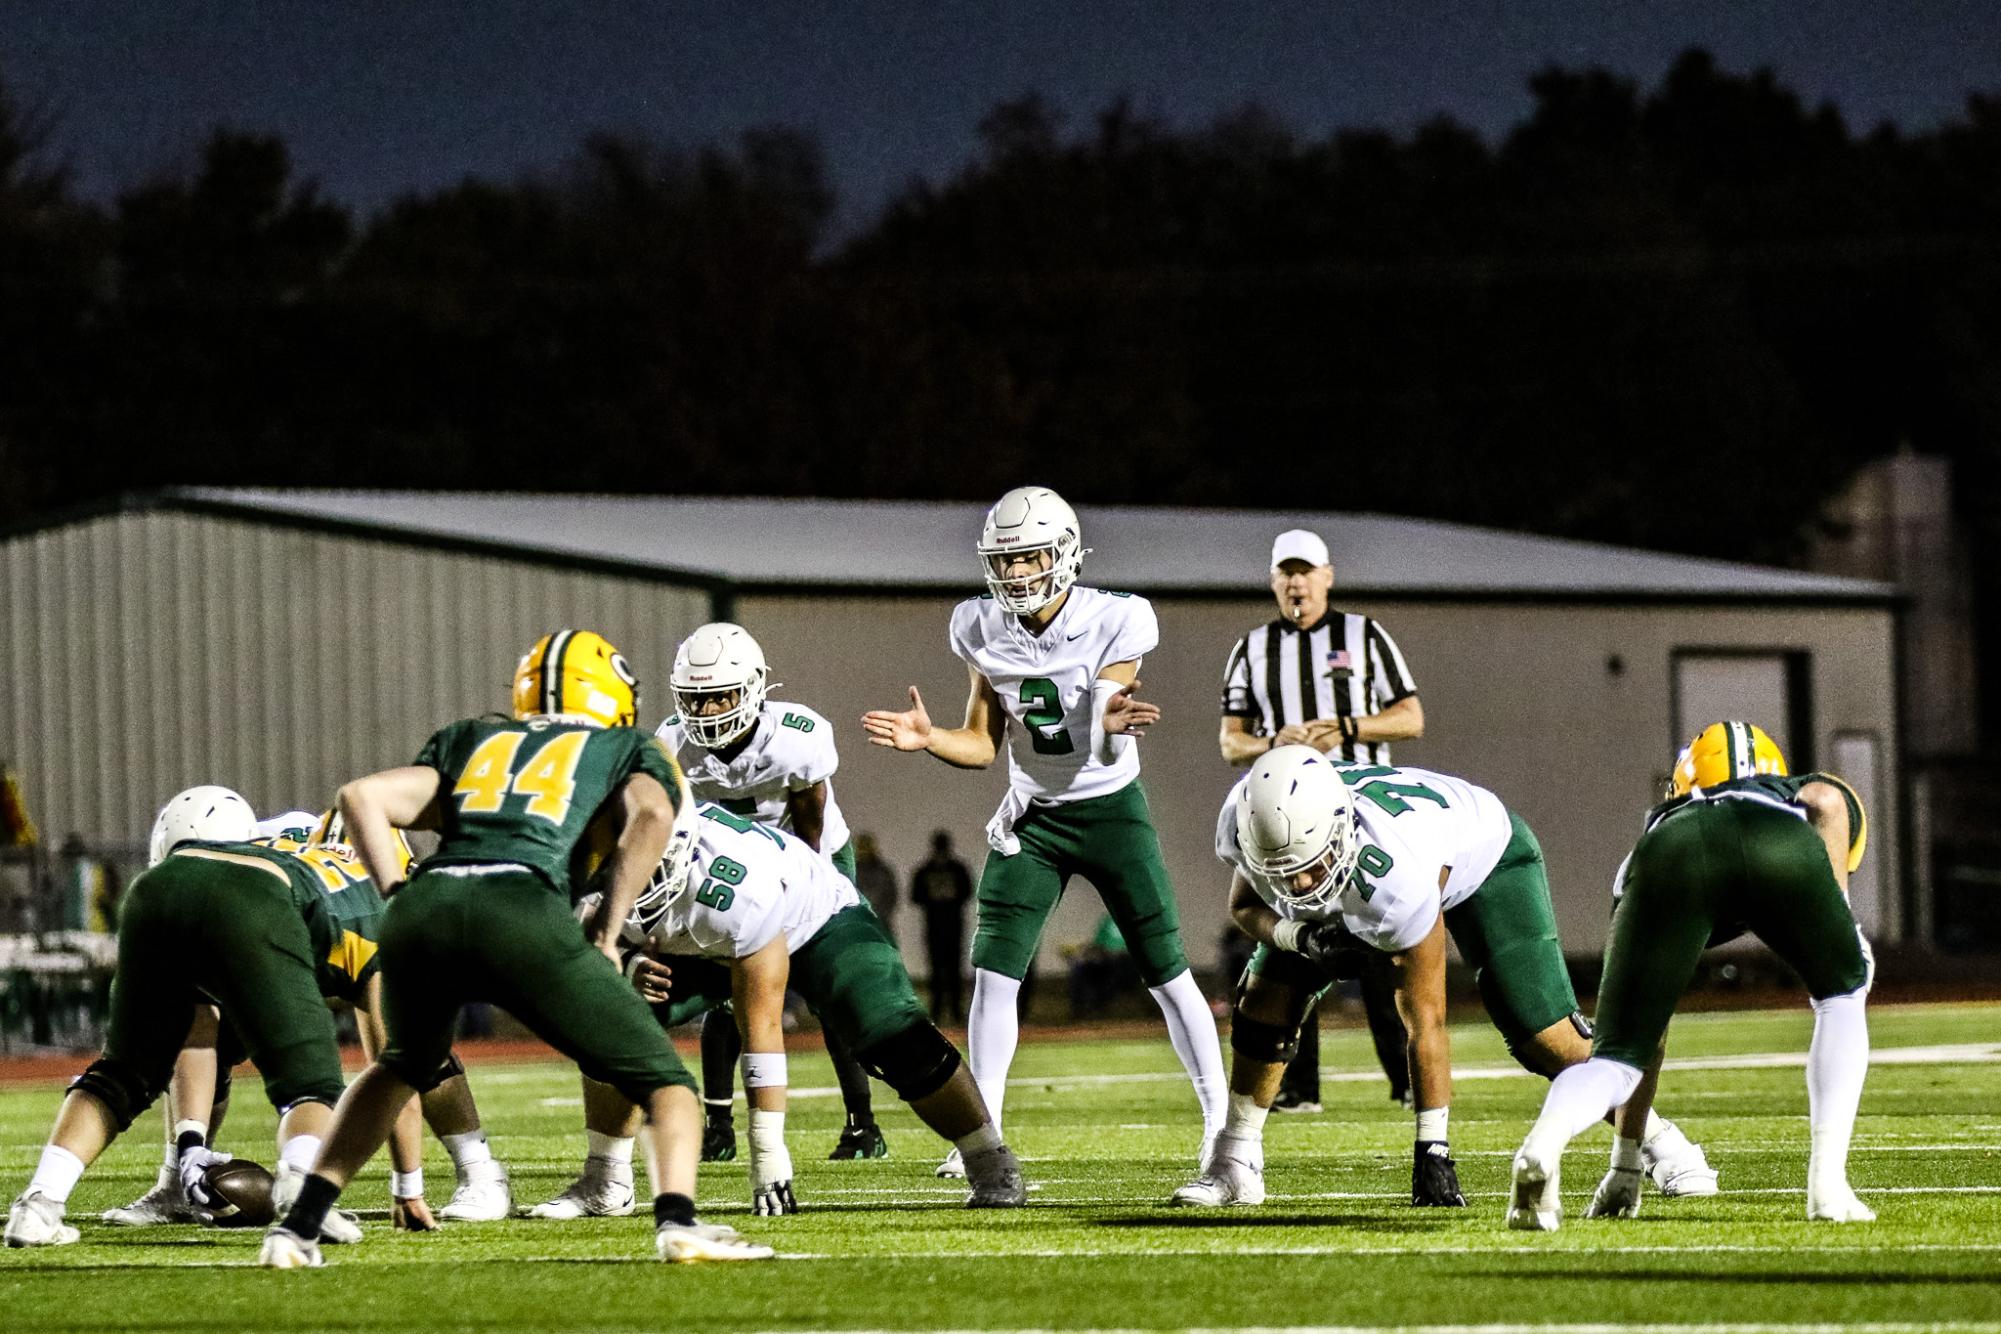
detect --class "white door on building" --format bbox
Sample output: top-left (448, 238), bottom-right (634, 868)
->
top-left (1671, 651), bottom-right (1805, 763)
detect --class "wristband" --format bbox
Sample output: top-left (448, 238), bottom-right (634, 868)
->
top-left (1272, 919), bottom-right (1307, 953)
top-left (740, 1051), bottom-right (788, 1089)
top-left (391, 1168), bottom-right (424, 1200)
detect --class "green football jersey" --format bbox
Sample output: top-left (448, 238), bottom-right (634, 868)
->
top-left (416, 715), bottom-right (684, 894)
top-left (184, 836), bottom-right (389, 1004)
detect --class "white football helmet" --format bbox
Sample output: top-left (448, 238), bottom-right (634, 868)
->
top-left (671, 623), bottom-right (770, 749)
top-left (978, 486), bottom-right (1086, 614)
top-left (629, 784), bottom-right (701, 935)
top-left (1234, 746), bottom-right (1361, 912)
top-left (148, 786), bottom-right (256, 866)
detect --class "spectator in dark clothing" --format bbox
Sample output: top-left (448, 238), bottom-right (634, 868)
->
top-left (851, 832), bottom-right (899, 938)
top-left (909, 829), bottom-right (973, 1023)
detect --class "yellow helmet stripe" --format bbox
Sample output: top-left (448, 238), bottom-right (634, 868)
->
top-left (541, 629), bottom-right (574, 715)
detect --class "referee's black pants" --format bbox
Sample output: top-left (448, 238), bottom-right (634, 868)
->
top-left (1278, 950), bottom-right (1410, 1105)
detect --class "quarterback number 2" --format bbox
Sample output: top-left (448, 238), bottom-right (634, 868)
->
top-left (695, 855), bottom-right (748, 912)
top-left (1019, 678), bottom-right (1074, 756)
top-left (452, 731), bottom-right (589, 825)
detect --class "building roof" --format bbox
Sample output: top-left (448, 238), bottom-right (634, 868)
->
top-left (144, 488), bottom-right (1891, 602)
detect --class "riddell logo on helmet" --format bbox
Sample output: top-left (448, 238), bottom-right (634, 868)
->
top-left (994, 535), bottom-right (1021, 545)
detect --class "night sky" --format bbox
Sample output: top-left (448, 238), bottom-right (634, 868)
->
top-left (5, 1), bottom-right (2000, 232)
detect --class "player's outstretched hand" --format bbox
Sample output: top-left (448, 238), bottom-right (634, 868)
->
top-left (1102, 680), bottom-right (1162, 738)
top-left (862, 686), bottom-right (933, 751)
top-left (628, 955), bottom-right (674, 1005)
top-left (392, 1194), bottom-right (440, 1231)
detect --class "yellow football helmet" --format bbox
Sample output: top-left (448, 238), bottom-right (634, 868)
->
top-left (1667, 721), bottom-right (1788, 797)
top-left (311, 808), bottom-right (416, 882)
top-left (513, 629), bottom-right (639, 727)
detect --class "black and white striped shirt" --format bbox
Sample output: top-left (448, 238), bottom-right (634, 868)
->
top-left (1220, 612), bottom-right (1418, 764)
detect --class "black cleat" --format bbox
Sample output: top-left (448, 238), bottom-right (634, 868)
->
top-left (828, 1120), bottom-right (889, 1161)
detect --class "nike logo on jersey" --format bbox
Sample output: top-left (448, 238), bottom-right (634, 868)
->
top-left (1067, 631), bottom-right (1086, 640)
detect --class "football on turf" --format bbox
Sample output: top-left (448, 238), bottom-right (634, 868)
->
top-left (201, 1159), bottom-right (276, 1228)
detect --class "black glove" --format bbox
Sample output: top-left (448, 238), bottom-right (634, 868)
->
top-left (1412, 1141), bottom-right (1466, 1207)
top-left (1297, 921), bottom-right (1371, 980)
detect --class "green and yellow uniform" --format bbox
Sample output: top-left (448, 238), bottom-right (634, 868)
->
top-left (1592, 773), bottom-right (1872, 1068)
top-left (79, 836), bottom-right (385, 1129)
top-left (373, 716), bottom-right (698, 1100)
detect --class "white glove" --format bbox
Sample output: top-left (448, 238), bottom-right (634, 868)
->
top-left (747, 1108), bottom-right (797, 1216)
top-left (178, 1144), bottom-right (233, 1208)
top-left (1586, 1165), bottom-right (1644, 1219)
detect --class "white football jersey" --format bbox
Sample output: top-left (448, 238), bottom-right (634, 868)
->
top-left (656, 700), bottom-right (850, 855)
top-left (1216, 763), bottom-right (1513, 953)
top-left (948, 586), bottom-right (1159, 805)
top-left (631, 805), bottom-right (861, 961)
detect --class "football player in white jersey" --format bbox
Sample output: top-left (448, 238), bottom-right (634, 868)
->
top-left (863, 486), bottom-right (1227, 1176)
top-left (1173, 745), bottom-right (1714, 1209)
top-left (658, 624), bottom-right (887, 1164)
top-left (538, 802), bottom-right (1027, 1212)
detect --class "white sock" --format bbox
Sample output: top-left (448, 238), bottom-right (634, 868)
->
top-left (1148, 970), bottom-right (1229, 1137)
top-left (586, 1131), bottom-right (636, 1166)
top-left (1807, 988), bottom-right (1870, 1191)
top-left (442, 1129), bottom-right (493, 1174)
top-left (1640, 1108), bottom-right (1668, 1144)
top-left (1414, 1106), bottom-right (1449, 1142)
top-left (1524, 1058), bottom-right (1644, 1158)
top-left (953, 1123), bottom-right (1003, 1158)
top-left (967, 969), bottom-right (1023, 1137)
top-left (1222, 1091), bottom-right (1268, 1141)
top-left (279, 1134), bottom-right (321, 1174)
top-left (28, 1145), bottom-right (87, 1204)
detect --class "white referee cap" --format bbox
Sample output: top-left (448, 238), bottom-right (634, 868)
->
top-left (1270, 529), bottom-right (1330, 570)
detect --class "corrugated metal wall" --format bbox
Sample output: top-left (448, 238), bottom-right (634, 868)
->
top-left (1, 510), bottom-right (713, 842)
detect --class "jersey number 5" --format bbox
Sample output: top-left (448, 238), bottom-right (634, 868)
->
top-left (1019, 677), bottom-right (1074, 755)
top-left (452, 731), bottom-right (589, 825)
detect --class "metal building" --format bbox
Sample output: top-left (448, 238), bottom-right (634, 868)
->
top-left (1, 489), bottom-right (1899, 971)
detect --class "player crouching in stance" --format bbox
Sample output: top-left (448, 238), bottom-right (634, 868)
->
top-left (7, 789), bottom-right (415, 1247)
top-left (1175, 746), bottom-right (1714, 1209)
top-left (542, 800), bottom-right (1028, 1213)
top-left (103, 810), bottom-right (510, 1230)
top-left (260, 630), bottom-right (772, 1267)
top-left (660, 622), bottom-right (889, 1166)
top-left (1510, 722), bottom-right (1876, 1231)
top-left (864, 487), bottom-right (1227, 1177)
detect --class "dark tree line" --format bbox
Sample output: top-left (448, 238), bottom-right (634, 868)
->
top-left (5, 49), bottom-right (2001, 583)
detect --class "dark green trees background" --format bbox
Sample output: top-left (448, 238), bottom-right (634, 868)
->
top-left (5, 50), bottom-right (2001, 578)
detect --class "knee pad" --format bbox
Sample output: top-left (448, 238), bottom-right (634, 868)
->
top-left (857, 1024), bottom-right (963, 1102)
top-left (1230, 1014), bottom-right (1300, 1065)
top-left (70, 1059), bottom-right (161, 1133)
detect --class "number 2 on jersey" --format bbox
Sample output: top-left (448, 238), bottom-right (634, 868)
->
top-left (1019, 677), bottom-right (1074, 755)
top-left (452, 730), bottom-right (589, 825)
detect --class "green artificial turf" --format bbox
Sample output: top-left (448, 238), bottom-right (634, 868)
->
top-left (3, 1002), bottom-right (1998, 1332)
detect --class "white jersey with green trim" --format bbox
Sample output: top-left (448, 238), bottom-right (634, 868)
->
top-left (948, 586), bottom-right (1159, 807)
top-left (1215, 763), bottom-right (1513, 954)
top-left (630, 805), bottom-right (860, 961)
top-left (656, 701), bottom-right (850, 854)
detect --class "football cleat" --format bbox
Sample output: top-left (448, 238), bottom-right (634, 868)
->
top-left (528, 1159), bottom-right (636, 1219)
top-left (1412, 1141), bottom-right (1467, 1207)
top-left (656, 1221), bottom-right (775, 1263)
top-left (1270, 1089), bottom-right (1323, 1114)
top-left (828, 1120), bottom-right (889, 1160)
top-left (1507, 1144), bottom-right (1562, 1232)
top-left (5, 1191), bottom-right (80, 1247)
top-left (1170, 1134), bottom-right (1266, 1207)
top-left (257, 1226), bottom-right (324, 1269)
top-left (964, 1146), bottom-right (1029, 1208)
top-left (104, 1179), bottom-right (209, 1226)
top-left (1806, 1182), bottom-right (1876, 1223)
top-left (272, 1164), bottom-right (361, 1244)
top-left (1643, 1119), bottom-right (1720, 1196)
top-left (702, 1119), bottom-right (739, 1164)
top-left (935, 1148), bottom-right (966, 1180)
top-left (1585, 1165), bottom-right (1644, 1219)
top-left (438, 1161), bottom-right (513, 1222)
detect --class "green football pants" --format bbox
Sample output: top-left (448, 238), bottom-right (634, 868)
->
top-left (972, 782), bottom-right (1189, 986)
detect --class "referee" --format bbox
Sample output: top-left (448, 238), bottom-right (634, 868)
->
top-left (1219, 528), bottom-right (1425, 1112)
